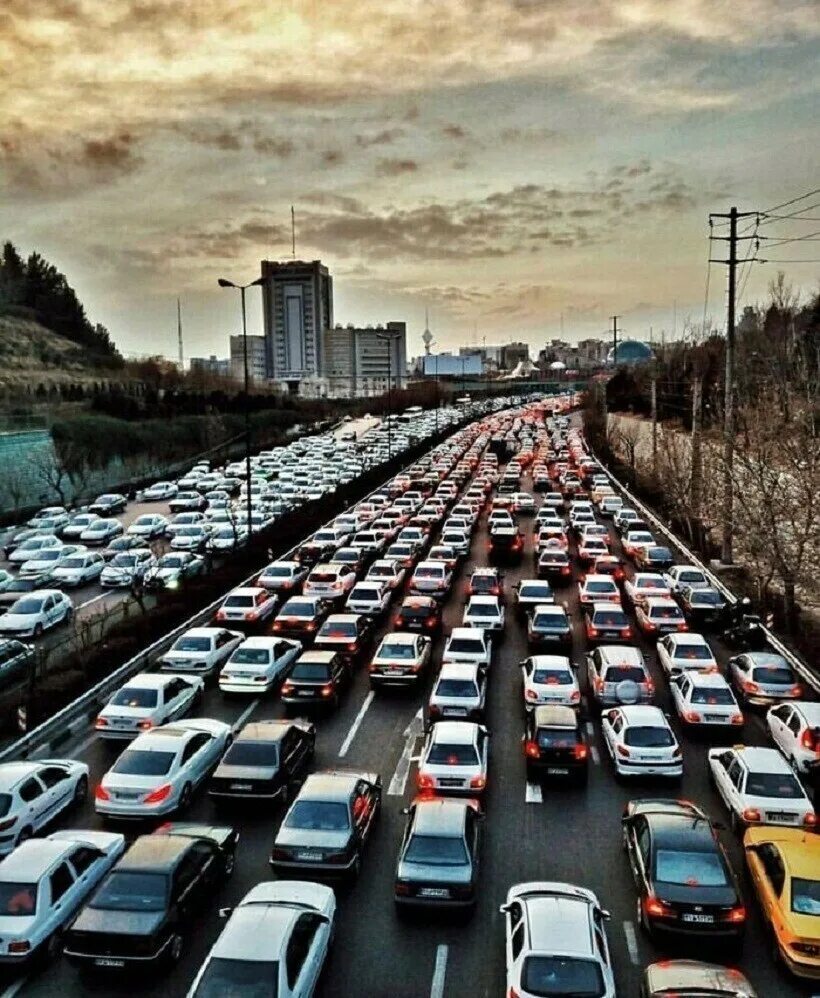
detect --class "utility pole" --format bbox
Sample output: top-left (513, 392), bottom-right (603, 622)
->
top-left (176, 298), bottom-right (184, 369)
top-left (691, 376), bottom-right (703, 523)
top-left (291, 206), bottom-right (296, 259)
top-left (611, 315), bottom-right (619, 366)
top-left (650, 373), bottom-right (658, 480)
top-left (709, 205), bottom-right (756, 564)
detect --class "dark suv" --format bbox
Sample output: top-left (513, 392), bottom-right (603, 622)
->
top-left (524, 705), bottom-right (589, 785)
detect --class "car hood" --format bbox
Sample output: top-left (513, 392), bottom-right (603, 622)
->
top-left (213, 763), bottom-right (277, 781)
top-left (275, 827), bottom-right (350, 850)
top-left (0, 613), bottom-right (37, 627)
top-left (397, 859), bottom-right (472, 885)
top-left (70, 906), bottom-right (165, 939)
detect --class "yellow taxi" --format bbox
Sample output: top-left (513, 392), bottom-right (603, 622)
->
top-left (744, 826), bottom-right (820, 979)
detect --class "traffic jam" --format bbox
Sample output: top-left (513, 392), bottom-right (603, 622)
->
top-left (0, 398), bottom-right (816, 998)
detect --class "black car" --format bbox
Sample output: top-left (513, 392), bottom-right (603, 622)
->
top-left (64, 825), bottom-right (236, 972)
top-left (209, 719), bottom-right (315, 804)
top-left (315, 613), bottom-right (373, 660)
top-left (622, 799), bottom-right (745, 945)
top-left (394, 596), bottom-right (442, 633)
top-left (488, 524), bottom-right (523, 558)
top-left (524, 705), bottom-right (589, 785)
top-left (467, 568), bottom-right (503, 599)
top-left (394, 796), bottom-right (483, 911)
top-left (678, 586), bottom-right (728, 630)
top-left (270, 770), bottom-right (381, 880)
top-left (526, 605), bottom-right (572, 650)
top-left (636, 546), bottom-right (675, 572)
top-left (281, 649), bottom-right (349, 711)
top-left (513, 578), bottom-right (555, 617)
top-left (537, 549), bottom-right (572, 583)
top-left (88, 493), bottom-right (127, 516)
top-left (272, 597), bottom-right (331, 643)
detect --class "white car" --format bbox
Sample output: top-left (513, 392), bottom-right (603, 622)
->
top-left (409, 560), bottom-right (452, 597)
top-left (656, 633), bottom-right (718, 677)
top-left (95, 718), bottom-right (233, 819)
top-left (27, 506), bottom-right (68, 528)
top-left (79, 518), bottom-right (123, 546)
top-left (257, 560), bottom-right (309, 593)
top-left (439, 529), bottom-right (470, 557)
top-left (369, 632), bottom-right (432, 687)
top-left (767, 701), bottom-right (820, 775)
top-left (159, 626), bottom-right (244, 676)
top-left (521, 655), bottom-right (580, 710)
top-left (171, 524), bottom-right (212, 551)
top-left (60, 513), bottom-right (100, 540)
top-left (185, 881), bottom-right (336, 998)
top-left (49, 550), bottom-right (105, 588)
top-left (0, 830), bottom-right (125, 965)
top-left (95, 673), bottom-right (204, 739)
top-left (707, 745), bottom-right (816, 832)
top-left (303, 563), bottom-right (357, 600)
top-left (126, 514), bottom-right (168, 540)
top-left (8, 536), bottom-right (62, 565)
top-left (623, 572), bottom-right (672, 607)
top-left (601, 705), bottom-right (683, 779)
top-left (513, 492), bottom-right (535, 513)
top-left (18, 543), bottom-right (85, 580)
top-left (501, 882), bottom-right (616, 998)
top-left (428, 662), bottom-right (487, 724)
top-left (578, 574), bottom-right (621, 607)
top-left (206, 525), bottom-right (248, 551)
top-left (219, 636), bottom-right (301, 694)
top-left (215, 586), bottom-right (278, 625)
top-left (366, 559), bottom-right (406, 591)
top-left (143, 551), bottom-right (205, 589)
top-left (443, 627), bottom-right (492, 670)
top-left (166, 511), bottom-right (207, 537)
top-left (346, 581), bottom-right (390, 617)
top-left (140, 481), bottom-right (178, 501)
top-left (663, 564), bottom-right (711, 592)
top-left (462, 595), bottom-right (505, 633)
top-left (100, 549), bottom-right (156, 587)
top-left (669, 670), bottom-right (743, 729)
top-left (0, 589), bottom-right (73, 638)
top-left (0, 760), bottom-right (90, 855)
top-left (417, 720), bottom-right (489, 796)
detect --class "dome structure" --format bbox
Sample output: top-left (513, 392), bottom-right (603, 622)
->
top-left (607, 340), bottom-right (653, 366)
top-left (549, 360), bottom-right (566, 371)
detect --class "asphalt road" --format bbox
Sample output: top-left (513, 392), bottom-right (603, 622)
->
top-left (0, 433), bottom-right (809, 998)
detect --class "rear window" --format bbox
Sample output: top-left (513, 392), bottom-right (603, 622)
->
top-left (435, 679), bottom-right (478, 698)
top-left (673, 644), bottom-right (713, 660)
top-left (282, 602), bottom-right (314, 617)
top-left (649, 606), bottom-right (683, 620)
top-left (468, 602), bottom-right (499, 616)
top-left (231, 648), bottom-right (271, 665)
top-left (655, 849), bottom-right (727, 887)
top-left (416, 566), bottom-right (444, 579)
top-left (751, 666), bottom-right (794, 685)
top-left (521, 584), bottom-right (553, 600)
top-left (223, 595), bottom-right (253, 608)
top-left (379, 641), bottom-right (416, 660)
top-left (536, 728), bottom-right (581, 749)
top-left (404, 834), bottom-right (467, 866)
top-left (690, 687), bottom-right (735, 705)
top-left (321, 621), bottom-right (357, 638)
top-left (285, 800), bottom-right (349, 831)
top-left (522, 956), bottom-right (605, 998)
top-left (587, 581), bottom-right (615, 593)
top-left (592, 609), bottom-right (628, 627)
top-left (447, 637), bottom-right (484, 655)
top-left (428, 743), bottom-right (479, 766)
top-left (112, 749), bottom-right (175, 776)
top-left (110, 688), bottom-right (159, 709)
top-left (92, 872), bottom-right (167, 912)
top-left (310, 572), bottom-right (338, 583)
top-left (173, 636), bottom-right (211, 652)
top-left (533, 668), bottom-right (573, 685)
top-left (745, 771), bottom-right (803, 798)
top-left (532, 612), bottom-right (567, 629)
top-left (290, 662), bottom-right (330, 681)
top-left (624, 726), bottom-right (674, 748)
top-left (222, 741), bottom-right (278, 767)
top-left (691, 591), bottom-right (724, 606)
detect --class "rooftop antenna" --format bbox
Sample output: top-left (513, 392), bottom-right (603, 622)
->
top-left (177, 297), bottom-right (183, 368)
top-left (291, 206), bottom-right (296, 259)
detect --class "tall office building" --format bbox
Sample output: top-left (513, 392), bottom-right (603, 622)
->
top-left (260, 260), bottom-right (334, 383)
top-left (229, 334), bottom-right (267, 383)
top-left (323, 322), bottom-right (407, 397)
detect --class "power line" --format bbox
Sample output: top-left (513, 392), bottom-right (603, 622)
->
top-left (761, 229), bottom-right (820, 246)
top-left (762, 187), bottom-right (820, 214)
top-left (758, 257), bottom-right (820, 264)
top-left (759, 201), bottom-right (820, 226)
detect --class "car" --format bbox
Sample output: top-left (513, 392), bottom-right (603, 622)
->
top-left (348, 530), bottom-right (387, 558)
top-left (303, 563), bottom-right (357, 602)
top-left (64, 824), bottom-right (237, 972)
top-left (537, 549), bottom-right (572, 582)
top-left (79, 517), bottom-right (124, 546)
top-left (767, 701), bottom-right (820, 777)
top-left (27, 506), bottom-right (68, 529)
top-left (394, 796), bottom-right (483, 910)
top-left (215, 586), bottom-right (278, 626)
top-left (0, 829), bottom-right (126, 966)
top-left (584, 602), bottom-right (632, 644)
top-left (656, 633), bottom-right (718, 676)
top-left (60, 512), bottom-right (101, 540)
top-left (417, 721), bottom-right (489, 797)
top-left (369, 632), bottom-right (432, 688)
top-left (501, 882), bottom-right (616, 998)
top-left (0, 760), bottom-right (90, 856)
top-left (634, 545), bottom-right (675, 571)
top-left (272, 597), bottom-right (330, 642)
top-left (463, 595), bottom-right (505, 634)
top-left (172, 524), bottom-right (213, 552)
top-left (623, 530), bottom-right (656, 560)
top-left (18, 541), bottom-right (86, 580)
top-left (140, 481), bottom-right (178, 502)
top-left (578, 574), bottom-right (621, 608)
top-left (0, 639), bottom-right (34, 689)
top-left (159, 626), bottom-right (243, 677)
top-left (88, 493), bottom-right (127, 515)
top-left (270, 770), bottom-right (382, 880)
top-left (365, 558), bottom-right (405, 591)
top-left (7, 535), bottom-right (63, 565)
top-left (599, 495), bottom-right (623, 517)
top-left (101, 534), bottom-right (141, 560)
top-left (257, 559), bottom-right (309, 593)
top-left (168, 490), bottom-right (207, 513)
top-left (707, 746), bottom-right (816, 833)
top-left (601, 705), bottom-right (683, 780)
top-left (578, 537), bottom-right (609, 565)
top-left (623, 798), bottom-right (745, 943)
top-left (743, 826), bottom-right (820, 981)
top-left (614, 508), bottom-right (640, 533)
top-left (218, 636), bottom-right (302, 694)
top-left (185, 880), bottom-right (336, 998)
top-left (383, 542), bottom-right (418, 571)
top-left (0, 576), bottom-right (53, 609)
top-left (521, 655), bottom-right (580, 710)
top-left (95, 673), bottom-right (204, 739)
top-left (467, 567), bottom-right (504, 598)
top-left (641, 961), bottom-right (757, 998)
top-left (315, 613), bottom-right (373, 660)
top-left (143, 551), bottom-right (205, 590)
top-left (443, 627), bottom-right (492, 671)
top-left (0, 589), bottom-right (73, 638)
top-left (127, 514), bottom-right (169, 540)
top-left (427, 662), bottom-right (487, 725)
top-left (94, 718), bottom-right (233, 819)
top-left (344, 581), bottom-right (390, 618)
top-left (524, 705), bottom-right (589, 784)
top-left (408, 560), bottom-right (453, 599)
top-left (49, 549), bottom-right (105, 587)
top-left (635, 597), bottom-right (687, 636)
top-left (512, 580), bottom-right (555, 618)
top-left (526, 604), bottom-right (572, 651)
top-left (727, 651), bottom-right (803, 707)
top-left (209, 719), bottom-right (315, 804)
top-left (393, 595), bottom-right (441, 633)
top-left (669, 670), bottom-right (743, 730)
top-left (677, 586), bottom-right (728, 630)
top-left (427, 545), bottom-right (458, 572)
top-left (663, 565), bottom-right (711, 592)
top-left (100, 549), bottom-right (156, 588)
top-left (281, 649), bottom-right (349, 710)
top-left (623, 572), bottom-right (672, 608)
top-left (331, 545), bottom-right (369, 574)
top-left (590, 555), bottom-right (624, 581)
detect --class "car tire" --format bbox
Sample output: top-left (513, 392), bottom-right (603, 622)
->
top-left (43, 929), bottom-right (63, 964)
top-left (74, 775), bottom-right (88, 803)
top-left (33, 624), bottom-right (43, 638)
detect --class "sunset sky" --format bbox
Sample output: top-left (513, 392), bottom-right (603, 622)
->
top-left (1, 0), bottom-right (818, 360)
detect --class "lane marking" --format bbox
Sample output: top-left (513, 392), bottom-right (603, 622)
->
top-left (525, 781), bottom-right (543, 804)
top-left (338, 691), bottom-right (374, 757)
top-left (430, 943), bottom-right (449, 998)
top-left (76, 592), bottom-right (109, 611)
top-left (622, 921), bottom-right (640, 965)
top-left (232, 697), bottom-right (260, 733)
top-left (590, 745), bottom-right (600, 765)
top-left (388, 708), bottom-right (424, 796)
top-left (0, 977), bottom-right (28, 998)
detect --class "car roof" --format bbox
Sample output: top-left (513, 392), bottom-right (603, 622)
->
top-left (412, 797), bottom-right (470, 836)
top-left (525, 894), bottom-right (593, 955)
top-left (131, 726), bottom-right (195, 750)
top-left (794, 702), bottom-right (820, 723)
top-left (125, 673), bottom-right (179, 689)
top-left (182, 627), bottom-right (223, 638)
top-left (732, 746), bottom-right (791, 772)
top-left (646, 814), bottom-right (717, 852)
top-left (742, 651), bottom-right (789, 667)
top-left (119, 834), bottom-right (191, 871)
top-left (619, 705), bottom-right (667, 725)
top-left (430, 721), bottom-right (478, 744)
top-left (438, 661), bottom-right (480, 679)
top-left (468, 595), bottom-right (500, 605)
top-left (530, 655), bottom-right (571, 668)
top-left (598, 645), bottom-right (644, 665)
top-left (238, 636), bottom-right (282, 648)
top-left (229, 587), bottom-right (265, 597)
top-left (583, 574), bottom-right (616, 585)
top-left (300, 771), bottom-right (363, 800)
top-left (645, 597), bottom-right (679, 608)
top-left (383, 632), bottom-right (419, 644)
top-left (236, 720), bottom-right (292, 743)
top-left (0, 762), bottom-right (46, 789)
top-left (0, 838), bottom-right (75, 879)
top-left (325, 613), bottom-right (360, 624)
top-left (687, 671), bottom-right (729, 689)
top-left (534, 705), bottom-right (577, 728)
top-left (449, 627), bottom-right (485, 640)
top-left (668, 633), bottom-right (710, 646)
top-left (212, 903), bottom-right (298, 961)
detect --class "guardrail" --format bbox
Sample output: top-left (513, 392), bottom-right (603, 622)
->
top-left (588, 446), bottom-right (820, 695)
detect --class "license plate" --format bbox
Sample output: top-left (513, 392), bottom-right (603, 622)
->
top-left (386, 668), bottom-right (405, 676)
top-left (297, 851), bottom-right (322, 861)
top-left (418, 887), bottom-right (450, 898)
top-left (602, 631), bottom-right (618, 638)
top-left (298, 690), bottom-right (315, 697)
top-left (439, 778), bottom-right (463, 787)
top-left (230, 783), bottom-right (253, 791)
top-left (115, 792), bottom-right (139, 800)
top-left (95, 958), bottom-right (125, 968)
top-left (547, 767), bottom-right (569, 775)
top-left (445, 708), bottom-right (467, 716)
top-left (766, 812), bottom-right (794, 822)
top-left (703, 714), bottom-right (723, 722)
top-left (682, 913), bottom-right (714, 924)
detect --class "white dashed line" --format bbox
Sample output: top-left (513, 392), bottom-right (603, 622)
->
top-left (388, 708), bottom-right (424, 796)
top-left (231, 697), bottom-right (261, 734)
top-left (430, 944), bottom-right (449, 998)
top-left (525, 781), bottom-right (543, 803)
top-left (622, 920), bottom-right (640, 965)
top-left (338, 691), bottom-right (374, 757)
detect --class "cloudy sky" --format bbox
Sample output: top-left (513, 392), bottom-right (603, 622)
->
top-left (1, 0), bottom-right (818, 360)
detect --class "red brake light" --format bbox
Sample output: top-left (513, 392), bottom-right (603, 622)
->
top-left (742, 807), bottom-right (761, 822)
top-left (725, 905), bottom-right (746, 924)
top-left (804, 812), bottom-right (817, 826)
top-left (143, 783), bottom-right (172, 805)
top-left (743, 680), bottom-right (760, 694)
top-left (470, 775), bottom-right (486, 789)
top-left (616, 744), bottom-right (630, 758)
top-left (95, 717), bottom-right (108, 728)
top-left (791, 684), bottom-right (803, 697)
top-left (644, 896), bottom-right (673, 918)
top-left (574, 744), bottom-right (588, 760)
top-left (524, 740), bottom-right (540, 759)
top-left (320, 683), bottom-right (334, 697)
top-left (94, 784), bottom-right (111, 801)
top-left (801, 729), bottom-right (818, 751)
top-left (417, 774), bottom-right (435, 790)
top-left (588, 626), bottom-right (598, 637)
top-left (281, 681), bottom-right (294, 694)
top-left (730, 713), bottom-right (744, 725)
top-left (137, 719), bottom-right (154, 731)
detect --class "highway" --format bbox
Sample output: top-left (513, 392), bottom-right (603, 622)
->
top-left (0, 411), bottom-right (804, 998)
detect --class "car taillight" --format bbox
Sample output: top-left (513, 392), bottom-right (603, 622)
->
top-left (570, 690), bottom-right (581, 703)
top-left (305, 622), bottom-right (316, 631)
top-left (621, 627), bottom-right (632, 637)
top-left (574, 744), bottom-right (588, 760)
top-left (94, 784), bottom-right (111, 801)
top-left (281, 681), bottom-right (294, 694)
top-left (644, 895), bottom-right (673, 918)
top-left (320, 683), bottom-right (334, 698)
top-left (417, 773), bottom-right (435, 790)
top-left (790, 684), bottom-right (804, 697)
top-left (588, 626), bottom-right (598, 637)
top-left (616, 744), bottom-right (630, 758)
top-left (395, 881), bottom-right (411, 896)
top-left (742, 807), bottom-right (761, 822)
top-left (801, 729), bottom-right (819, 751)
top-left (524, 740), bottom-right (540, 759)
top-left (215, 610), bottom-right (226, 621)
top-left (470, 775), bottom-right (486, 789)
top-left (7, 941), bottom-right (30, 954)
top-left (525, 688), bottom-right (538, 701)
top-left (95, 717), bottom-right (108, 728)
top-left (273, 620), bottom-right (282, 630)
top-left (803, 812), bottom-right (817, 827)
top-left (560, 566), bottom-right (571, 575)
top-left (683, 711), bottom-right (701, 723)
top-left (428, 704), bottom-right (441, 716)
top-left (594, 677), bottom-right (604, 692)
top-left (143, 783), bottom-right (172, 804)
top-left (644, 621), bottom-right (657, 631)
top-left (425, 616), bottom-right (437, 627)
top-left (347, 642), bottom-right (358, 652)
top-left (677, 623), bottom-right (688, 632)
top-left (270, 847), bottom-right (290, 861)
top-left (724, 905), bottom-right (746, 923)
top-left (137, 719), bottom-right (154, 731)
top-left (743, 680), bottom-right (760, 694)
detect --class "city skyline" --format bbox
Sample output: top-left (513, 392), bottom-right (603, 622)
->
top-left (1, 1), bottom-right (818, 360)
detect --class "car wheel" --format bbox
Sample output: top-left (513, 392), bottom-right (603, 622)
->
top-left (43, 929), bottom-right (63, 964)
top-left (33, 623), bottom-right (43, 638)
top-left (178, 783), bottom-right (192, 811)
top-left (74, 775), bottom-right (88, 803)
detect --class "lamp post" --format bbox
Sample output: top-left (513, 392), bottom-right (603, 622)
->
top-left (217, 275), bottom-right (265, 539)
top-left (377, 329), bottom-right (402, 462)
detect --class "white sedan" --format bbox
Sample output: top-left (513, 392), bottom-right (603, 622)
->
top-left (766, 701), bottom-right (820, 776)
top-left (100, 549), bottom-right (156, 587)
top-left (215, 586), bottom-right (278, 625)
top-left (219, 636), bottom-right (301, 694)
top-left (50, 550), bottom-right (105, 588)
top-left (345, 581), bottom-right (391, 617)
top-left (521, 655), bottom-right (580, 710)
top-left (95, 718), bottom-right (233, 819)
top-left (623, 572), bottom-right (671, 608)
top-left (656, 633), bottom-right (717, 676)
top-left (171, 525), bottom-right (212, 552)
top-left (0, 760), bottom-right (90, 855)
top-left (366, 559), bottom-right (406, 591)
top-left (18, 544), bottom-right (85, 580)
top-left (669, 670), bottom-right (743, 729)
top-left (126, 514), bottom-right (168, 540)
top-left (159, 626), bottom-right (244, 676)
top-left (417, 721), bottom-right (489, 796)
top-left (8, 536), bottom-right (62, 565)
top-left (140, 481), bottom-right (178, 501)
top-left (0, 590), bottom-right (73, 638)
top-left (95, 673), bottom-right (204, 739)
top-left (462, 595), bottom-right (505, 633)
top-left (601, 705), bottom-right (683, 779)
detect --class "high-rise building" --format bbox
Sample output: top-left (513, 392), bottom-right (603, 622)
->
top-left (500, 341), bottom-right (530, 370)
top-left (322, 322), bottom-right (407, 397)
top-left (189, 355), bottom-right (230, 377)
top-left (229, 335), bottom-right (267, 383)
top-left (260, 260), bottom-right (333, 383)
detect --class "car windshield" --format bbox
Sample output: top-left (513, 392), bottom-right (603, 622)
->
top-left (674, 644), bottom-right (713, 660)
top-left (192, 957), bottom-right (279, 998)
top-left (624, 726), bottom-right (674, 748)
top-left (379, 642), bottom-right (416, 660)
top-left (746, 771), bottom-right (803, 798)
top-left (231, 648), bottom-right (271, 665)
top-left (592, 610), bottom-right (627, 626)
top-left (690, 687), bottom-right (735, 705)
top-left (791, 878), bottom-right (820, 916)
top-left (285, 800), bottom-right (350, 831)
top-left (587, 582), bottom-right (615, 593)
top-left (61, 557), bottom-right (87, 569)
top-left (224, 595), bottom-right (254, 608)
top-left (427, 743), bottom-right (478, 766)
top-left (655, 849), bottom-right (728, 887)
top-left (223, 741), bottom-right (278, 767)
top-left (522, 955), bottom-right (605, 997)
top-left (174, 636), bottom-right (211, 652)
top-left (111, 749), bottom-right (175, 776)
top-left (436, 679), bottom-right (478, 698)
top-left (533, 668), bottom-right (573, 685)
top-left (9, 598), bottom-right (46, 614)
top-left (404, 833), bottom-right (468, 866)
top-left (751, 666), bottom-right (794, 685)
top-left (111, 555), bottom-right (137, 568)
top-left (290, 662), bottom-right (330, 681)
top-left (447, 638), bottom-right (484, 654)
top-left (110, 688), bottom-right (159, 708)
top-left (521, 585), bottom-right (553, 599)
top-left (415, 566), bottom-right (443, 579)
top-left (92, 872), bottom-right (167, 911)
top-left (0, 883), bottom-right (37, 915)
top-left (603, 666), bottom-right (646, 684)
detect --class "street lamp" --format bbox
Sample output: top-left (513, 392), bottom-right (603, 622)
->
top-left (376, 329), bottom-right (402, 462)
top-left (217, 275), bottom-right (265, 539)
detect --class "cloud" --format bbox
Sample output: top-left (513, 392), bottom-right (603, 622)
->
top-left (375, 158), bottom-right (419, 177)
top-left (356, 128), bottom-right (405, 148)
top-left (321, 149), bottom-right (344, 166)
top-left (441, 123), bottom-right (469, 140)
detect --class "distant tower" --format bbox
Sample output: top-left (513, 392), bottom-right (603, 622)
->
top-left (422, 308), bottom-right (433, 356)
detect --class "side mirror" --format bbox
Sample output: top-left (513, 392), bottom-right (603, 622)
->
top-left (218, 907), bottom-right (233, 919)
top-left (600, 909), bottom-right (612, 920)
top-left (401, 806), bottom-right (410, 815)
top-left (499, 902), bottom-right (512, 915)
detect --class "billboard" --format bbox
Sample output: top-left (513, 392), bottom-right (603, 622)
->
top-left (422, 354), bottom-right (482, 377)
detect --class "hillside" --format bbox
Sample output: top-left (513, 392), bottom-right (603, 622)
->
top-left (0, 316), bottom-right (110, 387)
